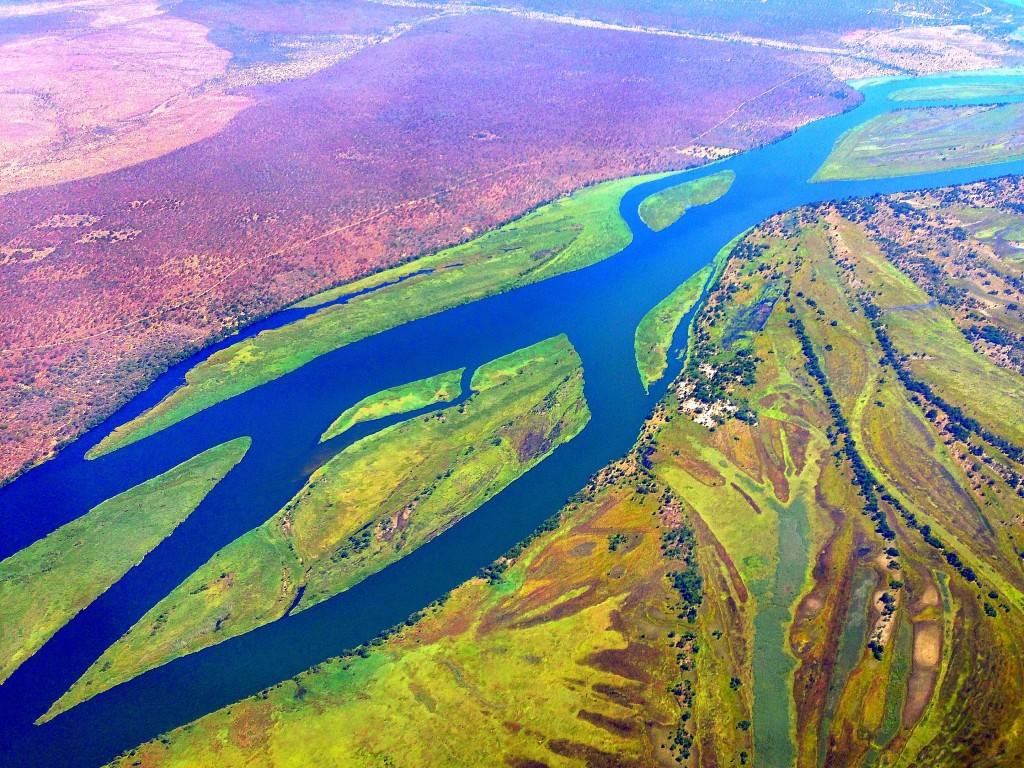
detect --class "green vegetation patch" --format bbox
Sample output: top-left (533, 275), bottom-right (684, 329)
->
top-left (638, 170), bottom-right (735, 232)
top-left (813, 103), bottom-right (1024, 181)
top-left (106, 464), bottom-right (703, 768)
top-left (48, 336), bottom-right (590, 719)
top-left (88, 173), bottom-right (668, 458)
top-left (635, 265), bottom-right (712, 391)
top-left (888, 81), bottom-right (1024, 102)
top-left (320, 368), bottom-right (464, 442)
top-left (0, 437), bottom-right (249, 686)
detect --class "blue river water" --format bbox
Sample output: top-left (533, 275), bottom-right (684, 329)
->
top-left (3, 73), bottom-right (1024, 767)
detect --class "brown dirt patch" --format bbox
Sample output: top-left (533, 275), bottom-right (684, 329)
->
top-left (577, 709), bottom-right (639, 737)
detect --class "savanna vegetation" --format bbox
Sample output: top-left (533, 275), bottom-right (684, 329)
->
top-left (0, 4), bottom-right (854, 486)
top-left (48, 336), bottom-right (590, 719)
top-left (656, 203), bottom-right (1024, 766)
top-left (0, 437), bottom-right (249, 687)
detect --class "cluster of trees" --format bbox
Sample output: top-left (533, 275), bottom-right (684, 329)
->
top-left (662, 522), bottom-right (702, 621)
top-left (788, 311), bottom-right (895, 541)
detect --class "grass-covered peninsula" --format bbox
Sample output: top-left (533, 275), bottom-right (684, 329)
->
top-left (0, 437), bottom-right (249, 686)
top-left (638, 170), bottom-right (735, 232)
top-left (49, 336), bottom-right (590, 719)
top-left (319, 368), bottom-right (464, 442)
top-left (87, 174), bottom-right (668, 459)
top-left (634, 265), bottom-right (712, 391)
top-left (813, 103), bottom-right (1024, 181)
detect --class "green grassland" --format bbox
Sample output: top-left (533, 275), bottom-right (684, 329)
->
top-left (109, 460), bottom-right (727, 768)
top-left (87, 173), bottom-right (670, 459)
top-left (813, 103), bottom-right (1024, 181)
top-left (637, 170), bottom-right (735, 232)
top-left (634, 265), bottom-right (712, 391)
top-left (835, 219), bottom-right (1024, 449)
top-left (48, 336), bottom-right (591, 720)
top-left (320, 368), bottom-right (463, 442)
top-left (0, 438), bottom-right (249, 687)
top-left (888, 82), bottom-right (1024, 102)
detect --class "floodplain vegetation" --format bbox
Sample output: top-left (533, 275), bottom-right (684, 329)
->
top-left (86, 174), bottom-right (665, 459)
top-left (0, 437), bottom-right (249, 687)
top-left (106, 184), bottom-right (1024, 767)
top-left (634, 265), bottom-right (713, 391)
top-left (319, 368), bottom-right (464, 442)
top-left (813, 102), bottom-right (1024, 181)
top-left (637, 170), bottom-right (735, 232)
top-left (49, 336), bottom-right (590, 720)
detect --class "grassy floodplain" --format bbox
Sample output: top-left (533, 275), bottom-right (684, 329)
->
top-left (634, 265), bottom-right (712, 390)
top-left (319, 368), bottom-right (463, 442)
top-left (813, 103), bottom-right (1024, 181)
top-left (107, 458), bottom-right (724, 768)
top-left (49, 336), bottom-right (590, 719)
top-left (654, 208), bottom-right (1024, 765)
top-left (637, 170), bottom-right (735, 232)
top-left (0, 438), bottom-right (249, 686)
top-left (87, 173), bottom-right (669, 459)
top-left (888, 81), bottom-right (1024, 102)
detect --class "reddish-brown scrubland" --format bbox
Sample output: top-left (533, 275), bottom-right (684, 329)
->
top-left (0, 8), bottom-right (856, 481)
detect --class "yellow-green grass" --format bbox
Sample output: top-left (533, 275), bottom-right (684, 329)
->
top-left (637, 170), bottom-right (735, 232)
top-left (656, 210), bottom-right (1024, 764)
top-left (833, 219), bottom-right (1024, 450)
top-left (888, 81), bottom-right (1024, 102)
top-left (319, 368), bottom-right (463, 442)
top-left (634, 265), bottom-right (711, 391)
top-left (107, 467), bottom-right (704, 768)
top-left (88, 173), bottom-right (670, 459)
top-left (48, 336), bottom-right (590, 719)
top-left (0, 438), bottom-right (249, 686)
top-left (812, 103), bottom-right (1024, 181)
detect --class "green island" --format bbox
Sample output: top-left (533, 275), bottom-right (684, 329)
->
top-left (0, 437), bottom-right (249, 687)
top-left (634, 265), bottom-right (712, 391)
top-left (888, 81), bottom-right (1024, 102)
top-left (638, 170), bottom-right (735, 232)
top-left (319, 368), bottom-right (464, 442)
top-left (812, 103), bottom-right (1024, 181)
top-left (48, 335), bottom-right (590, 720)
top-left (87, 173), bottom-right (670, 459)
top-left (109, 194), bottom-right (1024, 767)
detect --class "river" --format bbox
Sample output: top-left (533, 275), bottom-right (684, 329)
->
top-left (2, 72), bottom-right (1024, 767)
